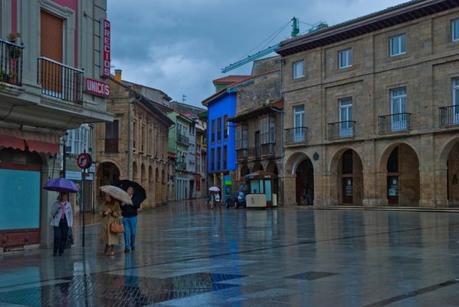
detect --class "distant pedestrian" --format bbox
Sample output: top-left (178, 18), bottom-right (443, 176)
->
top-left (101, 193), bottom-right (122, 256)
top-left (50, 192), bottom-right (73, 256)
top-left (121, 186), bottom-right (140, 253)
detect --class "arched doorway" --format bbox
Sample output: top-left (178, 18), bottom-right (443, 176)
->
top-left (333, 149), bottom-right (363, 205)
top-left (148, 166), bottom-right (154, 206)
top-left (382, 144), bottom-right (420, 206)
top-left (132, 161), bottom-right (138, 182)
top-left (447, 141), bottom-right (459, 206)
top-left (253, 162), bottom-right (263, 172)
top-left (296, 158), bottom-right (314, 206)
top-left (97, 162), bottom-right (120, 199)
top-left (141, 164), bottom-right (146, 188)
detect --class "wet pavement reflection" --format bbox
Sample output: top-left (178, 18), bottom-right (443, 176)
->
top-left (1, 201), bottom-right (459, 306)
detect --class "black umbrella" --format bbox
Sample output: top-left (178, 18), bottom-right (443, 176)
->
top-left (116, 180), bottom-right (146, 206)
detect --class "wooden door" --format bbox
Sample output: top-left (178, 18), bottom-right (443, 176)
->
top-left (40, 11), bottom-right (63, 93)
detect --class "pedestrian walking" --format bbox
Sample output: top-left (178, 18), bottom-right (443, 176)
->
top-left (121, 186), bottom-right (141, 253)
top-left (101, 193), bottom-right (123, 256)
top-left (50, 193), bottom-right (73, 256)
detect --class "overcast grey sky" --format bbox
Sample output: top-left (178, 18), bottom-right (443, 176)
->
top-left (108, 0), bottom-right (406, 107)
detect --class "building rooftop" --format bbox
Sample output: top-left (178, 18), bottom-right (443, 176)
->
top-left (278, 0), bottom-right (459, 56)
top-left (212, 75), bottom-right (251, 85)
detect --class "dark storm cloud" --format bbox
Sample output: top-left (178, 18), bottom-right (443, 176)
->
top-left (108, 0), bottom-right (406, 106)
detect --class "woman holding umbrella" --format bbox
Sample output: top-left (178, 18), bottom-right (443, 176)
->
top-left (100, 185), bottom-right (132, 256)
top-left (50, 193), bottom-right (73, 256)
top-left (45, 178), bottom-right (78, 257)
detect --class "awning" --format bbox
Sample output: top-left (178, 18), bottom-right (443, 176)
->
top-left (0, 134), bottom-right (25, 150)
top-left (25, 140), bottom-right (59, 155)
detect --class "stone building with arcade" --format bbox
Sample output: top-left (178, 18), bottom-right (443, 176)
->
top-left (95, 72), bottom-right (173, 208)
top-left (277, 0), bottom-right (459, 208)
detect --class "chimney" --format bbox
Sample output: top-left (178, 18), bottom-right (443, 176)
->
top-left (114, 69), bottom-right (122, 81)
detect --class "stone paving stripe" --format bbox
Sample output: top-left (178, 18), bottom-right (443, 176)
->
top-left (363, 280), bottom-right (459, 307)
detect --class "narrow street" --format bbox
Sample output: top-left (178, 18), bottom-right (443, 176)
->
top-left (1, 202), bottom-right (459, 306)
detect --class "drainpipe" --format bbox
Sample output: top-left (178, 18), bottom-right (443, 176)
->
top-left (127, 100), bottom-right (133, 179)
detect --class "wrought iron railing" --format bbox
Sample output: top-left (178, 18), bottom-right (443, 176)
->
top-left (104, 139), bottom-right (119, 153)
top-left (0, 39), bottom-right (23, 86)
top-left (440, 105), bottom-right (459, 128)
top-left (328, 121), bottom-right (355, 140)
top-left (378, 113), bottom-right (411, 134)
top-left (37, 56), bottom-right (83, 102)
top-left (285, 127), bottom-right (307, 146)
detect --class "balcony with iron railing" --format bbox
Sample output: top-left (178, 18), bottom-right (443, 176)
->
top-left (37, 57), bottom-right (83, 103)
top-left (285, 127), bottom-right (308, 146)
top-left (440, 105), bottom-right (459, 128)
top-left (328, 121), bottom-right (356, 140)
top-left (378, 113), bottom-right (411, 135)
top-left (0, 39), bottom-right (23, 87)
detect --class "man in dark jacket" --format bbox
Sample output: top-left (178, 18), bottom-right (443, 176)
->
top-left (121, 186), bottom-right (140, 253)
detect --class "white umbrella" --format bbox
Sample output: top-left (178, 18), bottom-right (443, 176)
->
top-left (100, 185), bottom-right (133, 205)
top-left (209, 186), bottom-right (220, 192)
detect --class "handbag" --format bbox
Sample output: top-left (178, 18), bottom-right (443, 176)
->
top-left (110, 221), bottom-right (124, 234)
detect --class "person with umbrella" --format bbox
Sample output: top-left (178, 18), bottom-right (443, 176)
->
top-left (120, 185), bottom-right (143, 253)
top-left (100, 185), bottom-right (131, 256)
top-left (45, 178), bottom-right (78, 257)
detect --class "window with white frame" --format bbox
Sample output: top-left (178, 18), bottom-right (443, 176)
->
top-left (292, 60), bottom-right (305, 80)
top-left (452, 19), bottom-right (459, 42)
top-left (339, 98), bottom-right (353, 137)
top-left (67, 124), bottom-right (90, 155)
top-left (293, 105), bottom-right (305, 142)
top-left (338, 48), bottom-right (352, 69)
top-left (390, 87), bottom-right (408, 131)
top-left (389, 34), bottom-right (406, 57)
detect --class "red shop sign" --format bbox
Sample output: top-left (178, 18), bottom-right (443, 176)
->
top-left (102, 19), bottom-right (111, 78)
top-left (85, 78), bottom-right (110, 97)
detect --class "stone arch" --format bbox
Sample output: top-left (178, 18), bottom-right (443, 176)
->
top-left (266, 161), bottom-right (279, 195)
top-left (438, 136), bottom-right (459, 206)
top-left (140, 163), bottom-right (146, 189)
top-left (132, 161), bottom-right (138, 182)
top-left (148, 165), bottom-right (154, 206)
top-left (379, 142), bottom-right (420, 206)
top-left (285, 152), bottom-right (315, 206)
top-left (252, 161), bottom-right (263, 172)
top-left (96, 161), bottom-right (121, 200)
top-left (285, 152), bottom-right (312, 175)
top-left (329, 148), bottom-right (364, 205)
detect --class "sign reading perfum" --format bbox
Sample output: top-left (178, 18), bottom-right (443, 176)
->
top-left (103, 19), bottom-right (111, 78)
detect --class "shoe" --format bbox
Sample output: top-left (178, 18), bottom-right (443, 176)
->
top-left (131, 246), bottom-right (135, 251)
top-left (124, 248), bottom-right (130, 253)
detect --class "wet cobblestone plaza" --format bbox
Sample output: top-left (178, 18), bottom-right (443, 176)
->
top-left (2, 201), bottom-right (459, 306)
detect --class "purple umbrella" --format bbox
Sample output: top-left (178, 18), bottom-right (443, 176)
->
top-left (44, 178), bottom-right (79, 193)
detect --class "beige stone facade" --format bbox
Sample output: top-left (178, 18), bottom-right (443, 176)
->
top-left (95, 78), bottom-right (173, 208)
top-left (232, 57), bottom-right (283, 200)
top-left (278, 1), bottom-right (459, 208)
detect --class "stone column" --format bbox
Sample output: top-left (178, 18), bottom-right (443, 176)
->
top-left (434, 167), bottom-right (448, 208)
top-left (362, 170), bottom-right (378, 207)
top-left (283, 174), bottom-right (296, 207)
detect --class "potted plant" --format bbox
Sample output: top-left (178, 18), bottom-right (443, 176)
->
top-left (6, 33), bottom-right (21, 84)
top-left (7, 33), bottom-right (22, 59)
